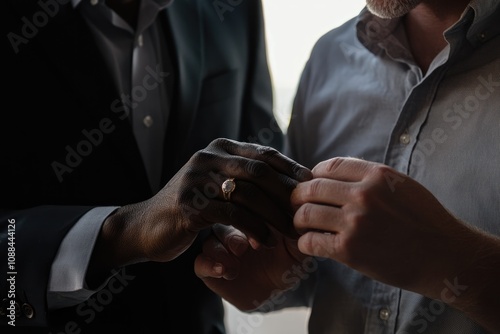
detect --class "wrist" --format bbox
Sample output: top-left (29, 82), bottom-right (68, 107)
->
top-left (439, 225), bottom-right (500, 333)
top-left (86, 205), bottom-right (145, 288)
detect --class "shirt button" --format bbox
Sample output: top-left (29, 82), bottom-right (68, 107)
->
top-left (137, 34), bottom-right (144, 47)
top-left (143, 115), bottom-right (154, 128)
top-left (379, 308), bottom-right (391, 321)
top-left (90, 0), bottom-right (98, 5)
top-left (399, 132), bottom-right (411, 145)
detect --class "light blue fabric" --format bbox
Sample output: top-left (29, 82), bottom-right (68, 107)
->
top-left (283, 1), bottom-right (500, 333)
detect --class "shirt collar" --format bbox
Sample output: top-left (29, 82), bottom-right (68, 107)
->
top-left (356, 0), bottom-right (500, 53)
top-left (466, 0), bottom-right (500, 45)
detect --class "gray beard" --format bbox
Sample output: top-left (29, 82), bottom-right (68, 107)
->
top-left (366, 0), bottom-right (422, 18)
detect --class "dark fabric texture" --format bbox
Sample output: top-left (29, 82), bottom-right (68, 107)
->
top-left (0, 0), bottom-right (280, 332)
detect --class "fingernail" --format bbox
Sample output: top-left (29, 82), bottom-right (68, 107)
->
top-left (213, 263), bottom-right (224, 277)
top-left (294, 165), bottom-right (312, 181)
top-left (248, 237), bottom-right (262, 250)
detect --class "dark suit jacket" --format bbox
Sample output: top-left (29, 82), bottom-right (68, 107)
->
top-left (0, 0), bottom-right (281, 332)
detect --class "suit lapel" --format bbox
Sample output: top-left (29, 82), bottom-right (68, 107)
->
top-left (11, 0), bottom-right (205, 188)
top-left (163, 0), bottom-right (204, 172)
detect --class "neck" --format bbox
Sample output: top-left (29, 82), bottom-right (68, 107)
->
top-left (403, 0), bottom-right (470, 74)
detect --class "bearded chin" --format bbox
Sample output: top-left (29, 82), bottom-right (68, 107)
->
top-left (366, 0), bottom-right (422, 19)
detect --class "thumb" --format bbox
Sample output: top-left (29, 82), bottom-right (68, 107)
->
top-left (212, 224), bottom-right (252, 255)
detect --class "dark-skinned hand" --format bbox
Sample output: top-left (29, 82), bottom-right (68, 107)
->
top-left (194, 223), bottom-right (307, 311)
top-left (87, 138), bottom-right (312, 287)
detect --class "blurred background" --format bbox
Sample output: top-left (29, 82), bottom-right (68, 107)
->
top-left (263, 0), bottom-right (367, 130)
top-left (223, 1), bottom-right (366, 333)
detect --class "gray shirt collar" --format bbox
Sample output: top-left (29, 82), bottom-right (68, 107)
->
top-left (356, 0), bottom-right (500, 55)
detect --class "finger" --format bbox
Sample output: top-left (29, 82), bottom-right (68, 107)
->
top-left (214, 138), bottom-right (313, 182)
top-left (211, 224), bottom-right (250, 256)
top-left (200, 201), bottom-right (277, 248)
top-left (293, 203), bottom-right (343, 235)
top-left (291, 178), bottom-right (351, 208)
top-left (213, 169), bottom-right (297, 221)
top-left (194, 253), bottom-right (224, 279)
top-left (212, 174), bottom-right (298, 231)
top-left (312, 157), bottom-right (374, 182)
top-left (198, 234), bottom-right (241, 280)
top-left (189, 153), bottom-right (296, 211)
top-left (297, 231), bottom-right (340, 260)
top-left (222, 180), bottom-right (299, 239)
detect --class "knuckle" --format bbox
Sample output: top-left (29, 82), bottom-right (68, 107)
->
top-left (370, 164), bottom-right (394, 182)
top-left (244, 160), bottom-right (267, 177)
top-left (292, 162), bottom-right (308, 179)
top-left (324, 157), bottom-right (344, 173)
top-left (256, 145), bottom-right (279, 158)
top-left (306, 179), bottom-right (323, 198)
top-left (296, 203), bottom-right (313, 226)
top-left (210, 137), bottom-right (230, 148)
top-left (300, 233), bottom-right (315, 253)
top-left (191, 148), bottom-right (217, 165)
top-left (280, 174), bottom-right (298, 191)
top-left (225, 158), bottom-right (242, 175)
top-left (183, 165), bottom-right (203, 180)
top-left (350, 184), bottom-right (373, 207)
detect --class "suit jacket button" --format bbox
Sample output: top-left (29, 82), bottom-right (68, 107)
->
top-left (22, 303), bottom-right (34, 319)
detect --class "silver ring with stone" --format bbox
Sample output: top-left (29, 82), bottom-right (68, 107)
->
top-left (221, 178), bottom-right (236, 201)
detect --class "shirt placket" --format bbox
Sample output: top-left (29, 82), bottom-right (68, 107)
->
top-left (383, 24), bottom-right (467, 175)
top-left (363, 282), bottom-right (400, 334)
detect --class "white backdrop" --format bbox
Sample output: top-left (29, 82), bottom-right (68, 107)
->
top-left (263, 0), bottom-right (366, 130)
top-left (224, 1), bottom-right (366, 333)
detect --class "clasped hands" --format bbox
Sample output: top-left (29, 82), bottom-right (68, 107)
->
top-left (88, 138), bottom-right (499, 332)
top-left (94, 138), bottom-right (481, 312)
top-left (193, 148), bottom-right (472, 310)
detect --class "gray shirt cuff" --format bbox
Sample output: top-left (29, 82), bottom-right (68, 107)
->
top-left (47, 206), bottom-right (119, 310)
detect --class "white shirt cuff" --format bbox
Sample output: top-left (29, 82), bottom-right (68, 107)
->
top-left (47, 206), bottom-right (119, 310)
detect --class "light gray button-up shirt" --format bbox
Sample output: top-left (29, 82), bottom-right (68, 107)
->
top-left (284, 0), bottom-right (499, 333)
